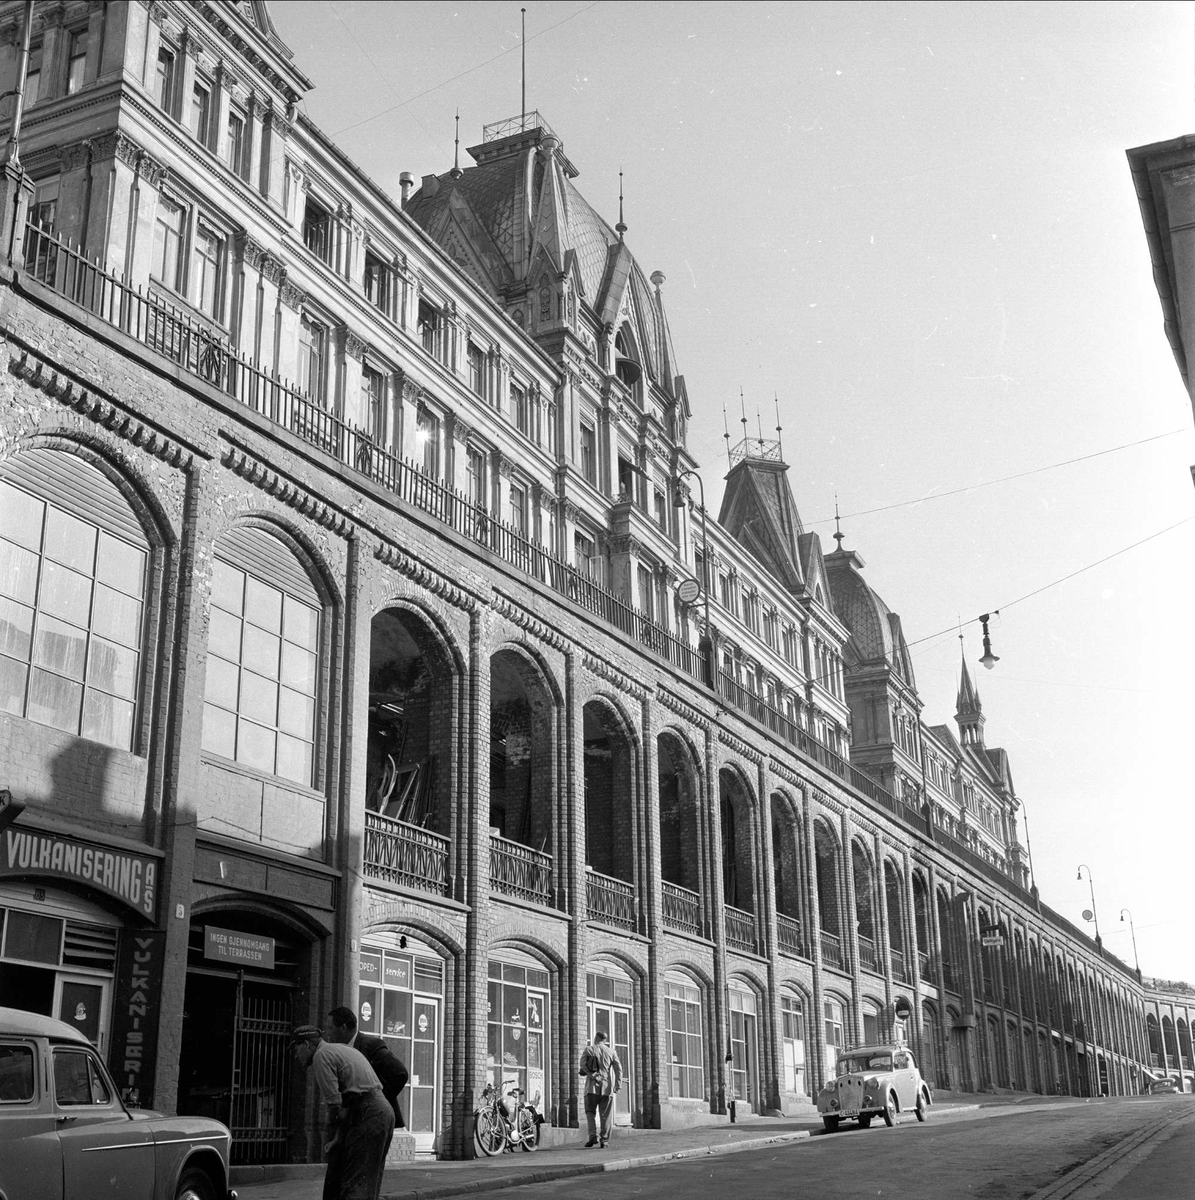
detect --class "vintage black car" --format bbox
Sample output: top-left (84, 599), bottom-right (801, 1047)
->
top-left (817, 1043), bottom-right (932, 1131)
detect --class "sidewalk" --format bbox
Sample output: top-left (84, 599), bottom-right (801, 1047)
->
top-left (232, 1091), bottom-right (1033, 1200)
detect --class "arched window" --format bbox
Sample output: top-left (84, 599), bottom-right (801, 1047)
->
top-left (0, 452), bottom-right (149, 751)
top-left (201, 527), bottom-right (322, 786)
top-left (780, 990), bottom-right (807, 1095)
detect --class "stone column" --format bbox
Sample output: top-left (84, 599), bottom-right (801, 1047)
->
top-left (803, 795), bottom-right (825, 1093)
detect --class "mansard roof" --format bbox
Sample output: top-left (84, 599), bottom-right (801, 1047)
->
top-left (405, 119), bottom-right (680, 389)
top-left (824, 546), bottom-right (916, 689)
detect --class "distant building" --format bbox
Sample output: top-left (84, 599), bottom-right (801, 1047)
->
top-left (0, 0), bottom-right (1159, 1165)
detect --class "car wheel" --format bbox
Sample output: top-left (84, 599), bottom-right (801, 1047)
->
top-left (822, 1115), bottom-right (840, 1132)
top-left (881, 1091), bottom-right (896, 1127)
top-left (916, 1090), bottom-right (929, 1122)
top-left (516, 1106), bottom-right (539, 1151)
top-left (175, 1166), bottom-right (215, 1200)
top-left (857, 1114), bottom-right (872, 1129)
top-left (474, 1106), bottom-right (507, 1156)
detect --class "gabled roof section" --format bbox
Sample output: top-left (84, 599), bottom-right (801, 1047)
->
top-left (798, 531), bottom-right (834, 611)
top-left (985, 746), bottom-right (1016, 795)
top-left (718, 458), bottom-right (807, 593)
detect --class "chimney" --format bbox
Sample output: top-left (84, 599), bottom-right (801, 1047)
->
top-left (400, 171), bottom-right (415, 207)
top-left (419, 173), bottom-right (439, 200)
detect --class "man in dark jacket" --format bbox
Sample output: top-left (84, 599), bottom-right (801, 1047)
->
top-left (327, 1006), bottom-right (410, 1150)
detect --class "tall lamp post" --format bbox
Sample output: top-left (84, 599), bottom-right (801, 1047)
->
top-left (1076, 864), bottom-right (1101, 946)
top-left (675, 467), bottom-right (714, 688)
top-left (1119, 908), bottom-right (1141, 979)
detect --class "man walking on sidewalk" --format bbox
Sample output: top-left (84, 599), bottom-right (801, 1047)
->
top-left (326, 1005), bottom-right (409, 1154)
top-left (579, 1030), bottom-right (622, 1148)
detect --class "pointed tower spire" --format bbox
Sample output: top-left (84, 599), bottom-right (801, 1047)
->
top-left (451, 110), bottom-right (462, 178)
top-left (616, 169), bottom-right (627, 241)
top-left (833, 495), bottom-right (845, 550)
top-left (956, 637), bottom-right (986, 748)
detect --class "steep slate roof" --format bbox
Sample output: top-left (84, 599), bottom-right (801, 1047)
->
top-left (957, 656), bottom-right (983, 717)
top-left (405, 123), bottom-right (679, 389)
top-left (717, 458), bottom-right (809, 594)
top-left (824, 547), bottom-right (916, 688)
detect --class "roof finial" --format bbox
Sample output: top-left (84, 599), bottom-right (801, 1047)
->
top-left (722, 401), bottom-right (731, 457)
top-left (833, 495), bottom-right (844, 550)
top-left (739, 387), bottom-right (748, 439)
top-left (521, 8), bottom-right (527, 126)
top-left (616, 169), bottom-right (627, 241)
top-left (774, 393), bottom-right (784, 459)
top-left (451, 110), bottom-right (462, 178)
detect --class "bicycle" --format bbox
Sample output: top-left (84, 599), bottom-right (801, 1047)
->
top-left (473, 1080), bottom-right (542, 1155)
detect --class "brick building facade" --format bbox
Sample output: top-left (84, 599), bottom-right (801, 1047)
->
top-left (0, 0), bottom-right (1178, 1165)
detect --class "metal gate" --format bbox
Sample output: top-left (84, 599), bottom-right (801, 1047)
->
top-left (229, 982), bottom-right (293, 1164)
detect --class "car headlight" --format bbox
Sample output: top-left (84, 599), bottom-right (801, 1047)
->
top-left (830, 1099), bottom-right (840, 1110)
top-left (863, 1094), bottom-right (874, 1105)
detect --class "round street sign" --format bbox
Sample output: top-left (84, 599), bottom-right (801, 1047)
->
top-left (677, 578), bottom-right (701, 605)
top-left (1082, 909), bottom-right (1094, 922)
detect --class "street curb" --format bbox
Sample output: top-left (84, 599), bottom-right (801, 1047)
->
top-left (603, 1129), bottom-right (812, 1171)
top-left (1025, 1110), bottom-right (1195, 1199)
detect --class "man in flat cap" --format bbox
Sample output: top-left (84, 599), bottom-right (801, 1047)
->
top-left (293, 1024), bottom-right (394, 1200)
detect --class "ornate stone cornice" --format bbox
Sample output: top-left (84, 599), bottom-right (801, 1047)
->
top-left (491, 592), bottom-right (567, 651)
top-left (7, 345), bottom-right (197, 468)
top-left (220, 445), bottom-right (354, 537)
top-left (260, 253), bottom-right (285, 286)
top-left (374, 540), bottom-right (478, 612)
top-left (718, 730), bottom-right (763, 766)
top-left (656, 688), bottom-right (710, 732)
top-left (448, 413), bottom-right (472, 443)
top-left (581, 652), bottom-right (649, 702)
top-left (496, 455), bottom-right (513, 480)
top-left (563, 500), bottom-right (583, 524)
top-left (59, 143), bottom-right (90, 173)
top-left (609, 534), bottom-right (641, 557)
top-left (234, 231), bottom-right (267, 270)
top-left (87, 130), bottom-right (140, 170)
top-left (138, 150), bottom-right (168, 188)
top-left (279, 278), bottom-right (306, 311)
top-left (341, 328), bottom-right (366, 362)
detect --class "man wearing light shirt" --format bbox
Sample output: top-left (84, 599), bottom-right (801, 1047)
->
top-left (293, 1024), bottom-right (394, 1200)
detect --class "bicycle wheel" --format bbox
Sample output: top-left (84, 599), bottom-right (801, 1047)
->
top-left (474, 1105), bottom-right (507, 1156)
top-left (516, 1105), bottom-right (539, 1151)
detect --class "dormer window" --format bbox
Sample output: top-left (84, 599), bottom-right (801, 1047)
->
top-left (303, 198), bottom-right (333, 265)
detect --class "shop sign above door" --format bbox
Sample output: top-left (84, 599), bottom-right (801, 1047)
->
top-left (204, 925), bottom-right (276, 969)
top-left (1, 827), bottom-right (159, 919)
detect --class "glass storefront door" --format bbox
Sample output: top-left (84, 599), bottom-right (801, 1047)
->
top-left (728, 985), bottom-right (758, 1111)
top-left (586, 963), bottom-right (635, 1126)
top-left (487, 958), bottom-right (550, 1110)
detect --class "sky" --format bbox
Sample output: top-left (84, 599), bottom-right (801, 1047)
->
top-left (270, 1), bottom-right (1195, 986)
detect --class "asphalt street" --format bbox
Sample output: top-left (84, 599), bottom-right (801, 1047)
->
top-left (234, 1094), bottom-right (1194, 1200)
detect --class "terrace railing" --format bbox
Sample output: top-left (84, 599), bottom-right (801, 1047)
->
top-left (724, 905), bottom-right (758, 954)
top-left (890, 946), bottom-right (910, 983)
top-left (586, 869), bottom-right (636, 930)
top-left (490, 836), bottom-right (553, 907)
top-left (776, 912), bottom-right (804, 958)
top-left (661, 881), bottom-right (702, 937)
top-left (858, 935), bottom-right (878, 972)
top-left (821, 929), bottom-right (844, 969)
top-left (22, 220), bottom-right (705, 688)
top-left (363, 812), bottom-right (449, 895)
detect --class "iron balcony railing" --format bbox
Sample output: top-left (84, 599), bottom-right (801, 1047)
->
top-left (661, 881), bottom-right (702, 937)
top-left (820, 929), bottom-right (844, 969)
top-left (858, 934), bottom-right (878, 972)
top-left (22, 220), bottom-right (705, 686)
top-left (489, 835), bottom-right (553, 907)
top-left (776, 912), bottom-right (804, 957)
top-left (363, 811), bottom-right (450, 895)
top-left (585, 868), bottom-right (636, 930)
top-left (483, 110), bottom-right (557, 141)
top-left (890, 946), bottom-right (909, 983)
top-left (724, 904), bottom-right (757, 954)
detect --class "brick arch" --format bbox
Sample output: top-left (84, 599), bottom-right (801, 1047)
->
top-left (814, 817), bottom-right (845, 943)
top-left (658, 728), bottom-right (705, 900)
top-left (583, 695), bottom-right (641, 885)
top-left (769, 789), bottom-right (804, 928)
top-left (719, 764), bottom-right (758, 914)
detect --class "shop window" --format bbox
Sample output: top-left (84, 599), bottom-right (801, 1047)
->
top-left (358, 944), bottom-right (444, 1138)
top-left (151, 196), bottom-right (185, 293)
top-left (0, 463), bottom-right (147, 752)
top-left (467, 341), bottom-right (485, 396)
top-left (154, 44), bottom-right (176, 113)
top-left (303, 197), bottom-right (333, 266)
top-left (486, 958), bottom-right (550, 1106)
top-left (781, 992), bottom-right (806, 1093)
top-left (201, 536), bottom-right (321, 787)
top-left (225, 108), bottom-right (246, 178)
top-left (364, 251), bottom-right (390, 315)
top-left (66, 30), bottom-right (87, 95)
top-left (664, 974), bottom-right (703, 1099)
top-left (823, 996), bottom-right (845, 1079)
